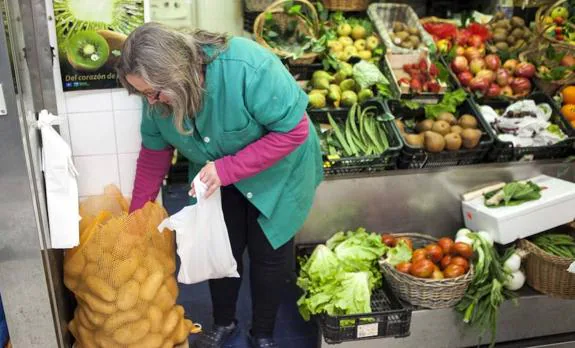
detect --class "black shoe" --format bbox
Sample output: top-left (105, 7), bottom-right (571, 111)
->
top-left (247, 332), bottom-right (279, 348)
top-left (191, 321), bottom-right (239, 348)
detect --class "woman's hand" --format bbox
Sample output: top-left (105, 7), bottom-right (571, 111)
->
top-left (189, 162), bottom-right (221, 199)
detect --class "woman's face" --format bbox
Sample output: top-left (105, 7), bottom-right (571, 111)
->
top-left (126, 74), bottom-right (172, 105)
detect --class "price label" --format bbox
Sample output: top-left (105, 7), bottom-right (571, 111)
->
top-left (357, 323), bottom-right (379, 338)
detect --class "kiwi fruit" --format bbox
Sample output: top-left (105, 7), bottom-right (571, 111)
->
top-left (493, 33), bottom-right (507, 43)
top-left (66, 31), bottom-right (110, 72)
top-left (401, 41), bottom-right (415, 49)
top-left (404, 133), bottom-right (424, 148)
top-left (511, 16), bottom-right (525, 28)
top-left (416, 119), bottom-right (434, 133)
top-left (461, 129), bottom-right (482, 149)
top-left (511, 28), bottom-right (524, 39)
top-left (395, 31), bottom-right (410, 41)
top-left (431, 120), bottom-right (451, 136)
top-left (444, 133), bottom-right (462, 151)
top-left (424, 131), bottom-right (446, 153)
top-left (393, 22), bottom-right (406, 32)
top-left (97, 30), bottom-right (127, 67)
top-left (437, 112), bottom-right (457, 125)
top-left (450, 125), bottom-right (464, 134)
top-left (54, 0), bottom-right (144, 45)
top-left (395, 119), bottom-right (406, 134)
top-left (507, 35), bottom-right (516, 45)
top-left (458, 114), bottom-right (478, 129)
top-left (495, 42), bottom-right (510, 51)
top-left (409, 35), bottom-right (421, 47)
top-left (407, 27), bottom-right (420, 36)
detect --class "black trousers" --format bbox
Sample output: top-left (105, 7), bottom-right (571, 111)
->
top-left (209, 185), bottom-right (294, 337)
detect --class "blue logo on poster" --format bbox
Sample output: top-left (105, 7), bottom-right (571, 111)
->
top-left (65, 82), bottom-right (73, 88)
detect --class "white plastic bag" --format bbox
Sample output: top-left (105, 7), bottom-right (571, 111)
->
top-left (158, 174), bottom-right (239, 284)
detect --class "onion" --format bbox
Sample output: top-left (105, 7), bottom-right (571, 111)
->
top-left (504, 253), bottom-right (521, 272)
top-left (477, 231), bottom-right (494, 246)
top-left (456, 235), bottom-right (474, 246)
top-left (504, 270), bottom-right (526, 291)
top-left (456, 228), bottom-right (472, 239)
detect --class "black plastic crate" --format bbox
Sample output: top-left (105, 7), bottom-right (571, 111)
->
top-left (476, 92), bottom-right (575, 162)
top-left (386, 97), bottom-right (495, 169)
top-left (285, 60), bottom-right (323, 81)
top-left (316, 99), bottom-right (403, 176)
top-left (295, 243), bottom-right (412, 344)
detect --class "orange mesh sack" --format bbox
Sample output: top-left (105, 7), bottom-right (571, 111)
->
top-left (63, 185), bottom-right (195, 348)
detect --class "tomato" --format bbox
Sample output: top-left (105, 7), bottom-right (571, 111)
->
top-left (425, 244), bottom-right (444, 263)
top-left (444, 264), bottom-right (465, 278)
top-left (410, 259), bottom-right (435, 278)
top-left (449, 256), bottom-right (469, 272)
top-left (432, 268), bottom-right (444, 280)
top-left (395, 262), bottom-right (412, 274)
top-left (452, 242), bottom-right (473, 258)
top-left (396, 237), bottom-right (413, 250)
top-left (440, 255), bottom-right (452, 270)
top-left (411, 248), bottom-right (428, 263)
top-left (437, 237), bottom-right (454, 255)
top-left (381, 234), bottom-right (396, 247)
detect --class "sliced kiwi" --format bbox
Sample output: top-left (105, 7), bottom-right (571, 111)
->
top-left (66, 31), bottom-right (110, 72)
top-left (97, 30), bottom-right (127, 68)
top-left (54, 0), bottom-right (144, 43)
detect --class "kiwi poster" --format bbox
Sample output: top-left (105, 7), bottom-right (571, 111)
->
top-left (54, 0), bottom-right (145, 91)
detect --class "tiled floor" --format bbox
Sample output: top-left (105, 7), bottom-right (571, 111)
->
top-left (162, 184), bottom-right (318, 348)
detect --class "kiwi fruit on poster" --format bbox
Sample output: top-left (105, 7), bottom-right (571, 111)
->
top-left (54, 0), bottom-right (144, 91)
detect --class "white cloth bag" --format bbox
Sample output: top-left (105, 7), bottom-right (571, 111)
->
top-left (37, 110), bottom-right (80, 249)
top-left (158, 174), bottom-right (239, 284)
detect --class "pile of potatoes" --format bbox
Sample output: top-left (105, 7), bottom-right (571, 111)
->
top-left (64, 201), bottom-right (193, 348)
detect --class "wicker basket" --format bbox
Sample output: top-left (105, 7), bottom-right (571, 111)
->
top-left (534, 0), bottom-right (575, 48)
top-left (519, 43), bottom-right (575, 96)
top-left (379, 233), bottom-right (474, 309)
top-left (518, 238), bottom-right (575, 299)
top-left (322, 0), bottom-right (371, 11)
top-left (253, 0), bottom-right (320, 65)
top-left (244, 0), bottom-right (276, 12)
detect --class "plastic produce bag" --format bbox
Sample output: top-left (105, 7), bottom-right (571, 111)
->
top-left (63, 185), bottom-right (197, 348)
top-left (158, 175), bottom-right (239, 285)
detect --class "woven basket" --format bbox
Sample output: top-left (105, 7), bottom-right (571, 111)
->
top-left (244, 0), bottom-right (276, 12)
top-left (518, 237), bottom-right (575, 299)
top-left (254, 0), bottom-right (320, 65)
top-left (534, 0), bottom-right (575, 48)
top-left (379, 233), bottom-right (474, 309)
top-left (322, 0), bottom-right (371, 11)
top-left (519, 43), bottom-right (575, 96)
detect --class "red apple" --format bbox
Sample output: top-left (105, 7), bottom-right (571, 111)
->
top-left (469, 77), bottom-right (490, 93)
top-left (515, 62), bottom-right (536, 78)
top-left (510, 77), bottom-right (532, 95)
top-left (464, 47), bottom-right (482, 62)
top-left (476, 69), bottom-right (496, 83)
top-left (486, 83), bottom-right (502, 97)
top-left (485, 54), bottom-right (502, 71)
top-left (467, 35), bottom-right (484, 48)
top-left (451, 56), bottom-right (469, 73)
top-left (503, 59), bottom-right (519, 74)
top-left (470, 58), bottom-right (486, 75)
top-left (458, 71), bottom-right (474, 87)
top-left (455, 46), bottom-right (465, 56)
top-left (501, 85), bottom-right (513, 97)
top-left (496, 69), bottom-right (511, 86)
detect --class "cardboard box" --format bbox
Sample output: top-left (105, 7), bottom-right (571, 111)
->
top-left (462, 175), bottom-right (575, 245)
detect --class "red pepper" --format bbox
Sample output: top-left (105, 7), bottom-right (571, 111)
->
top-left (423, 22), bottom-right (458, 40)
top-left (466, 22), bottom-right (491, 41)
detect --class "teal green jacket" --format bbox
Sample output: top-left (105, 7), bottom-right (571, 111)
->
top-left (140, 37), bottom-right (323, 249)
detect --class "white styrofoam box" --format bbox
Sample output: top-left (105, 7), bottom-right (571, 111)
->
top-left (68, 111), bottom-right (117, 156)
top-left (73, 154), bottom-right (120, 197)
top-left (112, 89), bottom-right (143, 111)
top-left (65, 90), bottom-right (113, 113)
top-left (118, 153), bottom-right (139, 196)
top-left (462, 175), bottom-right (575, 245)
top-left (114, 110), bottom-right (142, 153)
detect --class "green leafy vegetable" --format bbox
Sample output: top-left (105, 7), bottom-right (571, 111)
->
top-left (352, 61), bottom-right (389, 90)
top-left (384, 240), bottom-right (413, 266)
top-left (484, 181), bottom-right (542, 207)
top-left (401, 100), bottom-right (421, 110)
top-left (424, 89), bottom-right (468, 119)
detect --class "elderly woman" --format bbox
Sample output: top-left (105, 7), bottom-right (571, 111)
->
top-left (116, 22), bottom-right (322, 348)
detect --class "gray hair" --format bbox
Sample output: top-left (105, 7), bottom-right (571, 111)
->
top-left (116, 22), bottom-right (228, 134)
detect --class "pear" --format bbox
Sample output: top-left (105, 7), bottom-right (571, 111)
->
top-left (424, 131), bottom-right (446, 153)
top-left (461, 128), bottom-right (482, 149)
top-left (458, 114), bottom-right (478, 129)
top-left (358, 89), bottom-right (374, 103)
top-left (415, 119), bottom-right (434, 133)
top-left (431, 120), bottom-right (451, 136)
top-left (308, 93), bottom-right (326, 108)
top-left (404, 133), bottom-right (424, 148)
top-left (341, 90), bottom-right (358, 107)
top-left (444, 133), bottom-right (462, 151)
top-left (450, 125), bottom-right (464, 134)
top-left (437, 112), bottom-right (457, 125)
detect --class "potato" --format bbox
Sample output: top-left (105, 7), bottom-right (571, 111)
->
top-left (82, 263), bottom-right (98, 278)
top-left (117, 280), bottom-right (140, 311)
top-left (64, 275), bottom-right (78, 291)
top-left (81, 305), bottom-right (106, 327)
top-left (152, 249), bottom-right (176, 274)
top-left (68, 319), bottom-right (79, 338)
top-left (113, 319), bottom-right (151, 345)
top-left (161, 340), bottom-right (174, 348)
top-left (164, 277), bottom-right (178, 298)
top-left (103, 309), bottom-right (141, 332)
top-left (64, 253), bottom-right (85, 277)
top-left (76, 308), bottom-right (95, 331)
top-left (143, 254), bottom-right (164, 274)
top-left (140, 271), bottom-right (164, 301)
top-left (85, 275), bottom-right (117, 302)
top-left (94, 331), bottom-right (118, 347)
top-left (162, 308), bottom-right (179, 336)
top-left (128, 333), bottom-right (164, 348)
top-left (78, 291), bottom-right (116, 315)
top-left (133, 267), bottom-right (148, 283)
top-left (153, 285), bottom-right (175, 312)
top-left (83, 244), bottom-right (102, 263)
top-left (77, 322), bottom-right (98, 348)
top-left (147, 305), bottom-right (163, 333)
top-left (171, 317), bottom-right (189, 344)
top-left (110, 255), bottom-right (140, 287)
top-left (174, 305), bottom-right (185, 317)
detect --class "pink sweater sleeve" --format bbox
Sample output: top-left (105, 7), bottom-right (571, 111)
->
top-left (129, 145), bottom-right (173, 213)
top-left (214, 114), bottom-right (309, 186)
